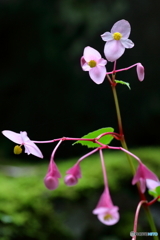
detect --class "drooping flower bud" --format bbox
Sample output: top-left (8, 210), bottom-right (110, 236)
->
top-left (64, 163), bottom-right (81, 186)
top-left (44, 160), bottom-right (61, 190)
top-left (136, 63), bottom-right (145, 81)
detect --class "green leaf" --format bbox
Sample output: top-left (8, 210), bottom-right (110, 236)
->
top-left (148, 186), bottom-right (160, 201)
top-left (73, 127), bottom-right (114, 148)
top-left (115, 80), bottom-right (131, 90)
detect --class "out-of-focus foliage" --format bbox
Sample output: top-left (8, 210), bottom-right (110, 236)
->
top-left (0, 0), bottom-right (160, 159)
top-left (0, 147), bottom-right (160, 240)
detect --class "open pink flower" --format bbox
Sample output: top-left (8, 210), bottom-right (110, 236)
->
top-left (44, 160), bottom-right (61, 190)
top-left (101, 19), bottom-right (134, 62)
top-left (2, 130), bottom-right (43, 158)
top-left (136, 63), bottom-right (145, 81)
top-left (64, 163), bottom-right (81, 186)
top-left (92, 187), bottom-right (119, 225)
top-left (81, 46), bottom-right (107, 84)
top-left (132, 163), bottom-right (159, 193)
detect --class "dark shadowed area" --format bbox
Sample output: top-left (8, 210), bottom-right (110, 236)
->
top-left (0, 0), bottom-right (160, 159)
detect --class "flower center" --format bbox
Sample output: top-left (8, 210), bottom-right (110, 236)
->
top-left (103, 213), bottom-right (113, 221)
top-left (88, 60), bottom-right (97, 68)
top-left (113, 32), bottom-right (122, 40)
top-left (14, 145), bottom-right (22, 155)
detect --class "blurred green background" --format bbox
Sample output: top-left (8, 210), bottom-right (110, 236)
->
top-left (0, 0), bottom-right (160, 239)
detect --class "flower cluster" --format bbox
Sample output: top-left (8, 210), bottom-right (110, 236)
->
top-left (1, 19), bottom-right (159, 233)
top-left (81, 19), bottom-right (144, 84)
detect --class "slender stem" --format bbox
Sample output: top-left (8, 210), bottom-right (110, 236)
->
top-left (111, 84), bottom-right (159, 239)
top-left (99, 149), bottom-right (108, 188)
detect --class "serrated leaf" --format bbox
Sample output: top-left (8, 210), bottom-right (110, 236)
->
top-left (115, 80), bottom-right (131, 90)
top-left (73, 127), bottom-right (114, 148)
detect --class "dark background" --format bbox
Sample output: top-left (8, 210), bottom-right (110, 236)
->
top-left (0, 0), bottom-right (160, 159)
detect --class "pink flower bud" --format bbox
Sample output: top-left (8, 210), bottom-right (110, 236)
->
top-left (64, 175), bottom-right (78, 186)
top-left (44, 160), bottom-right (61, 190)
top-left (64, 163), bottom-right (81, 186)
top-left (136, 63), bottom-right (144, 81)
top-left (44, 175), bottom-right (59, 190)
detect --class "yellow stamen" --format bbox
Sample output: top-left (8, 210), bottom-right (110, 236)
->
top-left (14, 145), bottom-right (22, 155)
top-left (112, 32), bottom-right (122, 40)
top-left (88, 60), bottom-right (97, 68)
top-left (103, 213), bottom-right (113, 220)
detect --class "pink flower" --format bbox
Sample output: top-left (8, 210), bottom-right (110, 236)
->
top-left (64, 163), bottom-right (81, 186)
top-left (101, 19), bottom-right (134, 62)
top-left (132, 163), bottom-right (159, 193)
top-left (81, 46), bottom-right (107, 84)
top-left (2, 130), bottom-right (43, 158)
top-left (92, 187), bottom-right (119, 225)
top-left (136, 63), bottom-right (145, 81)
top-left (44, 160), bottom-right (61, 190)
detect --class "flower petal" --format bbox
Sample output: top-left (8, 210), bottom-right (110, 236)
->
top-left (98, 58), bottom-right (107, 66)
top-left (97, 208), bottom-right (120, 225)
top-left (89, 66), bottom-right (106, 84)
top-left (136, 63), bottom-right (145, 81)
top-left (146, 179), bottom-right (160, 190)
top-left (83, 46), bottom-right (101, 62)
top-left (80, 57), bottom-right (90, 71)
top-left (111, 19), bottom-right (131, 38)
top-left (24, 141), bottom-right (43, 158)
top-left (104, 41), bottom-right (125, 62)
top-left (2, 130), bottom-right (22, 144)
top-left (121, 38), bottom-right (134, 49)
top-left (101, 32), bottom-right (113, 42)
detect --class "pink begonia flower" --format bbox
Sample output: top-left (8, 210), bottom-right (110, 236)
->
top-left (44, 160), bottom-right (61, 190)
top-left (101, 19), bottom-right (134, 62)
top-left (132, 163), bottom-right (159, 193)
top-left (136, 63), bottom-right (145, 81)
top-left (2, 130), bottom-right (43, 158)
top-left (64, 163), bottom-right (81, 186)
top-left (146, 179), bottom-right (160, 190)
top-left (92, 187), bottom-right (119, 225)
top-left (81, 46), bottom-right (107, 84)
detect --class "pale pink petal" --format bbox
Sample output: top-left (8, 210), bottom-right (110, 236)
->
top-left (121, 38), bottom-right (134, 49)
top-left (97, 208), bottom-right (120, 225)
top-left (83, 46), bottom-right (101, 62)
top-left (81, 57), bottom-right (90, 71)
top-left (146, 179), bottom-right (160, 190)
top-left (136, 63), bottom-right (145, 81)
top-left (44, 176), bottom-right (59, 190)
top-left (2, 130), bottom-right (22, 144)
top-left (101, 32), bottom-right (113, 41)
top-left (20, 131), bottom-right (30, 142)
top-left (104, 41), bottom-right (125, 62)
top-left (111, 19), bottom-right (131, 38)
top-left (64, 175), bottom-right (78, 186)
top-left (24, 141), bottom-right (43, 158)
top-left (89, 66), bottom-right (106, 84)
top-left (98, 58), bottom-right (107, 66)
